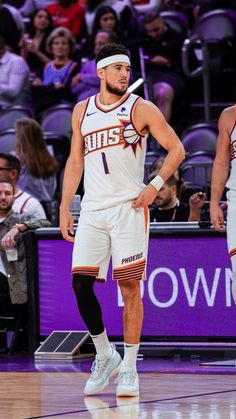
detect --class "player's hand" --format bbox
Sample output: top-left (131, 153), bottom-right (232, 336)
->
top-left (210, 203), bottom-right (226, 232)
top-left (132, 184), bottom-right (158, 208)
top-left (59, 208), bottom-right (75, 242)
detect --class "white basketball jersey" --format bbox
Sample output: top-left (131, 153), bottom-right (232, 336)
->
top-left (80, 93), bottom-right (147, 211)
top-left (226, 106), bottom-right (236, 191)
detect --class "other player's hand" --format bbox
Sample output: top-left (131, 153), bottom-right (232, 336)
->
top-left (59, 208), bottom-right (75, 242)
top-left (132, 184), bottom-right (158, 208)
top-left (210, 204), bottom-right (226, 232)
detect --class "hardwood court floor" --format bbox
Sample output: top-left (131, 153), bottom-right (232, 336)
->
top-left (0, 371), bottom-right (236, 419)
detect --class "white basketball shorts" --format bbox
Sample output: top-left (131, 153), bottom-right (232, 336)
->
top-left (72, 201), bottom-right (149, 282)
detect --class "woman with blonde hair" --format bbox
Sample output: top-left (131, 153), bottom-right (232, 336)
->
top-left (15, 117), bottom-right (59, 202)
top-left (32, 27), bottom-right (79, 113)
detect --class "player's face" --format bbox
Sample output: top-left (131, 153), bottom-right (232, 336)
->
top-left (104, 62), bottom-right (130, 96)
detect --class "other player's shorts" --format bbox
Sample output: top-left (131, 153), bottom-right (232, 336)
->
top-left (227, 189), bottom-right (236, 271)
top-left (72, 201), bottom-right (149, 282)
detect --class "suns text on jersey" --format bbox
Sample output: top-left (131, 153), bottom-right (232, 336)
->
top-left (84, 126), bottom-right (123, 155)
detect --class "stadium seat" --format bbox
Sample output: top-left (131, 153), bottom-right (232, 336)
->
top-left (160, 11), bottom-right (189, 38)
top-left (181, 123), bottom-right (218, 156)
top-left (190, 9), bottom-right (236, 83)
top-left (0, 129), bottom-right (16, 153)
top-left (40, 104), bottom-right (74, 141)
top-left (0, 106), bottom-right (33, 131)
top-left (181, 151), bottom-right (214, 195)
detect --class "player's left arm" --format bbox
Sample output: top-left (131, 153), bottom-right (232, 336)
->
top-left (132, 99), bottom-right (185, 208)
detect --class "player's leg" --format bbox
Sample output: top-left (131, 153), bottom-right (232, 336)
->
top-left (111, 202), bottom-right (149, 396)
top-left (72, 211), bottom-right (121, 395)
top-left (227, 190), bottom-right (236, 304)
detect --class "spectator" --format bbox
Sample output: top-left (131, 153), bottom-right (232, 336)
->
top-left (31, 27), bottom-right (79, 113)
top-left (0, 179), bottom-right (51, 352)
top-left (141, 11), bottom-right (185, 122)
top-left (46, 0), bottom-right (85, 40)
top-left (82, 6), bottom-right (121, 58)
top-left (71, 30), bottom-right (118, 101)
top-left (0, 36), bottom-right (32, 109)
top-left (0, 153), bottom-right (47, 219)
top-left (84, 0), bottom-right (132, 36)
top-left (20, 0), bottom-right (56, 17)
top-left (149, 170), bottom-right (207, 222)
top-left (0, 1), bottom-right (24, 52)
top-left (82, 4), bottom-right (138, 58)
top-left (150, 156), bottom-right (187, 200)
top-left (15, 117), bottom-right (59, 202)
top-left (20, 8), bottom-right (53, 74)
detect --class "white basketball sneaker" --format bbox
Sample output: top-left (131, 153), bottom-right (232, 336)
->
top-left (116, 368), bottom-right (139, 397)
top-left (84, 346), bottom-right (122, 395)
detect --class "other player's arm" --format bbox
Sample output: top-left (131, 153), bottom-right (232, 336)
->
top-left (132, 100), bottom-right (185, 208)
top-left (210, 108), bottom-right (231, 232)
top-left (60, 102), bottom-right (85, 242)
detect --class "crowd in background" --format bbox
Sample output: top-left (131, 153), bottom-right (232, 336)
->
top-left (1, 0), bottom-right (236, 353)
top-left (1, 0), bottom-right (236, 225)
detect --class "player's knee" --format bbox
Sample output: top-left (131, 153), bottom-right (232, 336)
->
top-left (118, 279), bottom-right (140, 301)
top-left (72, 274), bottom-right (95, 298)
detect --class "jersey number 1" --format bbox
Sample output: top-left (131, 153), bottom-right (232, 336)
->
top-left (101, 152), bottom-right (110, 174)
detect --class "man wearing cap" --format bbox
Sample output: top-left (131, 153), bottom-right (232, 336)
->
top-left (60, 43), bottom-right (185, 397)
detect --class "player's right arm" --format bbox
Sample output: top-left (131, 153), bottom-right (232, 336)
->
top-left (60, 102), bottom-right (85, 242)
top-left (210, 107), bottom-right (232, 232)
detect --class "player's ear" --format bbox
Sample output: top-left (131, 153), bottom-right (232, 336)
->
top-left (97, 68), bottom-right (104, 80)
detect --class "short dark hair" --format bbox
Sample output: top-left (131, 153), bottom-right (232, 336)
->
top-left (0, 153), bottom-right (21, 175)
top-left (96, 30), bottom-right (119, 45)
top-left (143, 11), bottom-right (161, 25)
top-left (0, 179), bottom-right (15, 194)
top-left (95, 43), bottom-right (130, 65)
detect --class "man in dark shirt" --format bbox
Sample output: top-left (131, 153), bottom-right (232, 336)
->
top-left (149, 173), bottom-right (207, 222)
top-left (141, 11), bottom-right (185, 122)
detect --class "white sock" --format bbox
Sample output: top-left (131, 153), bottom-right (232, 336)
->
top-left (90, 330), bottom-right (112, 358)
top-left (122, 342), bottom-right (139, 371)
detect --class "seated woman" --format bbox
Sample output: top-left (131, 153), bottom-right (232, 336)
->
top-left (31, 26), bottom-right (79, 114)
top-left (20, 8), bottom-right (53, 74)
top-left (81, 4), bottom-right (139, 59)
top-left (15, 117), bottom-right (59, 202)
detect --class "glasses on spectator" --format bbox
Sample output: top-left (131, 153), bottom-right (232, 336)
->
top-left (0, 167), bottom-right (13, 171)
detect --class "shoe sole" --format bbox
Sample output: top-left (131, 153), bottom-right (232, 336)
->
top-left (84, 359), bottom-right (122, 396)
top-left (116, 390), bottom-right (140, 397)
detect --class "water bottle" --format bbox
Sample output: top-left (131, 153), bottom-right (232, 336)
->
top-left (70, 194), bottom-right (81, 227)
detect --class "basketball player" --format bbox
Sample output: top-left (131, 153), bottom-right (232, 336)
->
top-left (210, 105), bottom-right (236, 304)
top-left (60, 43), bottom-right (185, 397)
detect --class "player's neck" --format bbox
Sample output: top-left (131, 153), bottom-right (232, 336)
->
top-left (98, 91), bottom-right (127, 107)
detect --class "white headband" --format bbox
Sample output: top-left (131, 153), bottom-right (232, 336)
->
top-left (96, 54), bottom-right (130, 69)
